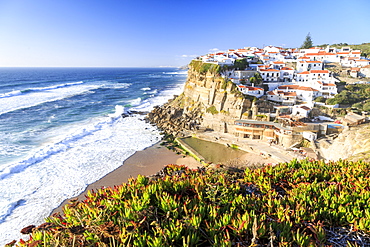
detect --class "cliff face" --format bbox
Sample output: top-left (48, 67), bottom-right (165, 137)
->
top-left (318, 123), bottom-right (370, 161)
top-left (180, 66), bottom-right (252, 132)
top-left (147, 63), bottom-right (252, 135)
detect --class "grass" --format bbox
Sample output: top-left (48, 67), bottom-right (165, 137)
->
top-left (12, 160), bottom-right (370, 246)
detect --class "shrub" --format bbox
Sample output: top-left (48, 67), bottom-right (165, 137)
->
top-left (206, 105), bottom-right (219, 115)
top-left (189, 60), bottom-right (221, 75)
top-left (314, 96), bottom-right (326, 103)
top-left (16, 160), bottom-right (370, 246)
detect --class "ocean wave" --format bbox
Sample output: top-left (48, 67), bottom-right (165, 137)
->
top-left (163, 71), bottom-right (188, 75)
top-left (108, 105), bottom-right (125, 118)
top-left (0, 84), bottom-right (102, 115)
top-left (0, 116), bottom-right (162, 245)
top-left (141, 87), bottom-right (151, 91)
top-left (131, 83), bottom-right (184, 112)
top-left (0, 81), bottom-right (85, 99)
top-left (105, 83), bottom-right (131, 90)
top-left (0, 108), bottom-right (123, 180)
top-left (0, 199), bottom-right (26, 224)
top-left (126, 97), bottom-right (142, 107)
top-left (143, 89), bottom-right (158, 95)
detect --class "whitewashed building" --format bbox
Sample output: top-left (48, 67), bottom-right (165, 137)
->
top-left (296, 60), bottom-right (323, 72)
top-left (237, 85), bottom-right (264, 98)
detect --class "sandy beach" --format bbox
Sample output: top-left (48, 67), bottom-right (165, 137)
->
top-left (52, 142), bottom-right (201, 214)
top-left (52, 136), bottom-right (281, 215)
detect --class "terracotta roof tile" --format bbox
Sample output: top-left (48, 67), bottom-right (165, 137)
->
top-left (310, 70), bottom-right (329, 73)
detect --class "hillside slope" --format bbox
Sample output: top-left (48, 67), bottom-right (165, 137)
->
top-left (13, 161), bottom-right (370, 246)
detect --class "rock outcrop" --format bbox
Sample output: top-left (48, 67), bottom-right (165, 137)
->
top-left (146, 102), bottom-right (202, 137)
top-left (317, 123), bottom-right (370, 161)
top-left (146, 62), bottom-right (254, 136)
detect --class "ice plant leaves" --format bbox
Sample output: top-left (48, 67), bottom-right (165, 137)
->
top-left (14, 161), bottom-right (370, 246)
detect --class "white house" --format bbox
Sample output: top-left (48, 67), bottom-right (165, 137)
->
top-left (267, 90), bottom-right (297, 105)
top-left (292, 105), bottom-right (311, 118)
top-left (264, 45), bottom-right (281, 53)
top-left (259, 69), bottom-right (280, 82)
top-left (231, 70), bottom-right (256, 84)
top-left (296, 70), bottom-right (332, 83)
top-left (271, 61), bottom-right (285, 70)
top-left (237, 85), bottom-right (264, 98)
top-left (314, 81), bottom-right (337, 98)
top-left (305, 51), bottom-right (338, 63)
top-left (280, 67), bottom-right (295, 82)
top-left (296, 60), bottom-right (323, 72)
top-left (277, 85), bottom-right (320, 103)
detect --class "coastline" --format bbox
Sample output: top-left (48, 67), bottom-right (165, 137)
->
top-left (52, 141), bottom-right (200, 214)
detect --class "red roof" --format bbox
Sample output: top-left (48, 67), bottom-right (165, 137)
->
top-left (273, 61), bottom-right (285, 64)
top-left (310, 70), bottom-right (329, 73)
top-left (278, 85), bottom-right (318, 92)
top-left (300, 106), bottom-right (311, 111)
top-left (298, 71), bottom-right (310, 74)
top-left (306, 52), bottom-right (335, 56)
top-left (306, 61), bottom-right (322, 63)
top-left (260, 69), bottom-right (280, 72)
top-left (238, 85), bottom-right (263, 91)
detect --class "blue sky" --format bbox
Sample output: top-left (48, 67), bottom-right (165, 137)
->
top-left (0, 0), bottom-right (369, 67)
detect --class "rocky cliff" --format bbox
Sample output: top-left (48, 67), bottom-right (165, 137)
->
top-left (146, 62), bottom-right (254, 136)
top-left (317, 123), bottom-right (370, 161)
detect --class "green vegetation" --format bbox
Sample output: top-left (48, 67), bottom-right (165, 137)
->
top-left (232, 58), bottom-right (249, 70)
top-left (353, 101), bottom-right (370, 112)
top-left (330, 42), bottom-right (370, 58)
top-left (219, 59), bottom-right (249, 71)
top-left (206, 105), bottom-right (219, 115)
top-left (220, 110), bottom-right (230, 115)
top-left (249, 72), bottom-right (263, 85)
top-left (326, 84), bottom-right (370, 106)
top-left (301, 32), bottom-right (313, 49)
top-left (16, 160), bottom-right (370, 246)
top-left (221, 78), bottom-right (232, 90)
top-left (229, 144), bottom-right (239, 149)
top-left (189, 60), bottom-right (221, 75)
top-left (314, 96), bottom-right (326, 103)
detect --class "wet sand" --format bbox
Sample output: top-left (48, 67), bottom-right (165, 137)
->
top-left (52, 142), bottom-right (201, 214)
top-left (51, 139), bottom-right (277, 215)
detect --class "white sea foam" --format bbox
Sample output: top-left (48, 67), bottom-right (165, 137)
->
top-left (108, 105), bottom-right (125, 118)
top-left (128, 97), bottom-right (142, 107)
top-left (0, 90), bottom-right (23, 99)
top-left (0, 71), bottom-right (187, 245)
top-left (163, 71), bottom-right (188, 75)
top-left (0, 83), bottom-right (102, 115)
top-left (0, 81), bottom-right (85, 99)
top-left (0, 114), bottom-right (162, 244)
top-left (131, 83), bottom-right (184, 112)
top-left (141, 87), bottom-right (151, 91)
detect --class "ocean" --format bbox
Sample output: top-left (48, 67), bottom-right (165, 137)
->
top-left (0, 67), bottom-right (187, 244)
